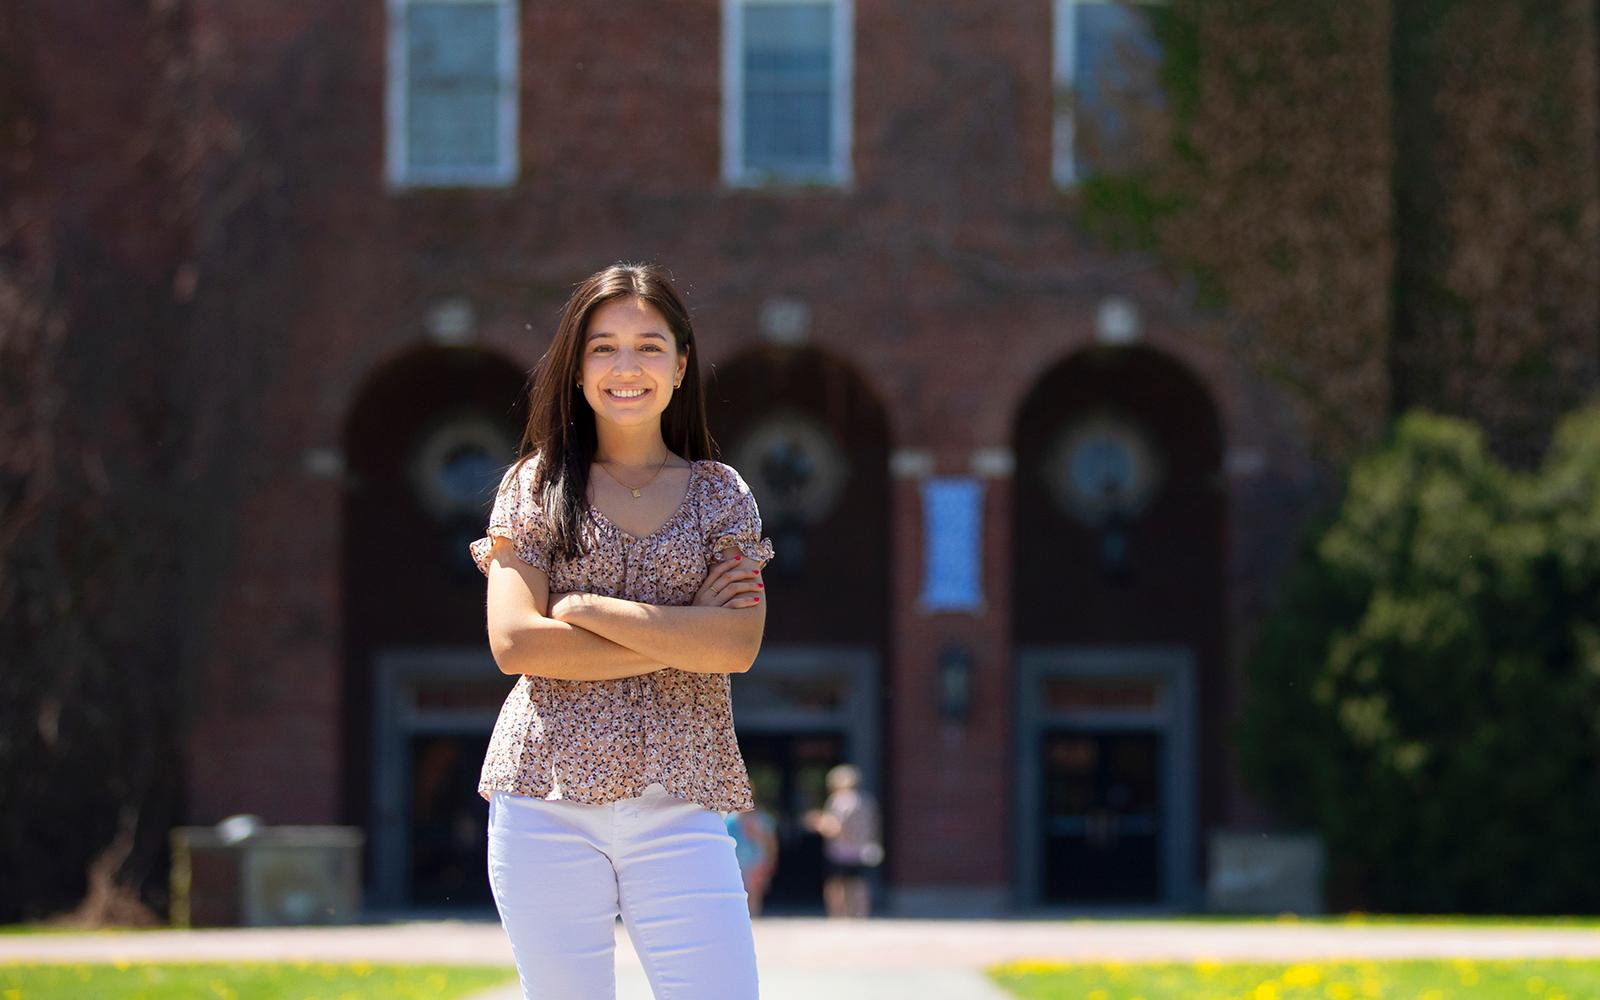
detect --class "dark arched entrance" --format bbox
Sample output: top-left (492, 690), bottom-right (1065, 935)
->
top-left (1011, 344), bottom-right (1224, 910)
top-left (341, 345), bottom-right (526, 910)
top-left (705, 345), bottom-right (891, 913)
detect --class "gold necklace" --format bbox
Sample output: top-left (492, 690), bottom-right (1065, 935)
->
top-left (596, 450), bottom-right (672, 499)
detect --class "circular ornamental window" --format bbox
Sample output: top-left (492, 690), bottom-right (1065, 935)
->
top-left (1043, 413), bottom-right (1163, 527)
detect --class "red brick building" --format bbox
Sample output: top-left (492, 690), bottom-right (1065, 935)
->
top-left (162, 0), bottom-right (1322, 915)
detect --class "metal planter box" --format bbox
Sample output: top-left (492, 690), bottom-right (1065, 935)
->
top-left (171, 822), bottom-right (364, 927)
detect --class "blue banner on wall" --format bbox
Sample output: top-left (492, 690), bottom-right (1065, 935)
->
top-left (919, 476), bottom-right (984, 612)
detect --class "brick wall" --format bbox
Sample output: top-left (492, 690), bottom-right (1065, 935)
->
top-left (184, 0), bottom-right (1319, 901)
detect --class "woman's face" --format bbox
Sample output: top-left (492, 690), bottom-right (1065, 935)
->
top-left (579, 295), bottom-right (688, 433)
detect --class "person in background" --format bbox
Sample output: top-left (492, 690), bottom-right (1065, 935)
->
top-left (802, 764), bottom-right (882, 918)
top-left (725, 794), bottom-right (779, 917)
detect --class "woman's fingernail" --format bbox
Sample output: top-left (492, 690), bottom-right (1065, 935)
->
top-left (757, 583), bottom-right (764, 588)
top-left (734, 555), bottom-right (742, 560)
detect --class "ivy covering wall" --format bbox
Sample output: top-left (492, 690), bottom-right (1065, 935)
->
top-left (1391, 0), bottom-right (1600, 466)
top-left (1079, 0), bottom-right (1598, 467)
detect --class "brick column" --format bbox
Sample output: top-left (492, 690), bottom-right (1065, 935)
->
top-left (885, 449), bottom-right (1015, 915)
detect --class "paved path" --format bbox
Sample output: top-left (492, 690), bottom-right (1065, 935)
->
top-left (466, 966), bottom-right (1012, 1000)
top-left (6, 918), bottom-right (1600, 999)
top-left (455, 920), bottom-right (1017, 999)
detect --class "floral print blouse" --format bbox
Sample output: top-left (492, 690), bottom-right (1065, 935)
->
top-left (468, 455), bottom-right (775, 814)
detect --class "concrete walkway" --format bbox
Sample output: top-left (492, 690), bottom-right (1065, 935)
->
top-left (467, 966), bottom-right (1012, 1000)
top-left (6, 918), bottom-right (1600, 999)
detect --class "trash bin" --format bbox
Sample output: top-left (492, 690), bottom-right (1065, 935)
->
top-left (171, 816), bottom-right (365, 927)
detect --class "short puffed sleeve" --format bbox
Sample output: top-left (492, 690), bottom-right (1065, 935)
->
top-left (468, 459), bottom-right (553, 576)
top-left (704, 461), bottom-right (776, 568)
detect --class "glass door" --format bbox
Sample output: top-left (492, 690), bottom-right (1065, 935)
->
top-left (737, 730), bottom-right (848, 912)
top-left (1039, 728), bottom-right (1162, 902)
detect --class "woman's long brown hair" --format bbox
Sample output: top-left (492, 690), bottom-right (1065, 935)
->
top-left (509, 262), bottom-right (716, 562)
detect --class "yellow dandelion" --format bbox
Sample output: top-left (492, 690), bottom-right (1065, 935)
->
top-left (1008, 959), bottom-right (1065, 975)
top-left (1326, 983), bottom-right (1354, 1000)
top-left (1088, 989), bottom-right (1110, 1000)
top-left (1253, 981), bottom-right (1280, 1000)
top-left (1283, 964), bottom-right (1322, 987)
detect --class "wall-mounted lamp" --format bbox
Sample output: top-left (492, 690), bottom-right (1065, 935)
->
top-left (938, 644), bottom-right (973, 722)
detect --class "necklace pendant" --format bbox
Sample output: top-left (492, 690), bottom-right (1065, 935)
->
top-left (630, 488), bottom-right (642, 499)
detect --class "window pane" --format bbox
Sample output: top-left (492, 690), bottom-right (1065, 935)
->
top-left (1073, 1), bottom-right (1163, 175)
top-left (743, 2), bottom-right (833, 172)
top-left (407, 2), bottom-right (502, 172)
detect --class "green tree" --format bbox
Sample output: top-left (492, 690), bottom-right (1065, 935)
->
top-left (1235, 407), bottom-right (1600, 912)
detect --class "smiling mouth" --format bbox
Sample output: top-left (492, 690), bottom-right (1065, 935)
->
top-left (605, 387), bottom-right (651, 400)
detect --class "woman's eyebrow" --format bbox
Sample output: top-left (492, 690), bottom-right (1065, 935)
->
top-left (586, 330), bottom-right (669, 341)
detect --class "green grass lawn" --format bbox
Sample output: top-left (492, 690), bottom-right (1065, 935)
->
top-left (1077, 913), bottom-right (1600, 929)
top-left (988, 958), bottom-right (1600, 999)
top-left (0, 961), bottom-right (516, 999)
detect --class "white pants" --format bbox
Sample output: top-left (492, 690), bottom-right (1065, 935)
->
top-left (487, 783), bottom-right (760, 999)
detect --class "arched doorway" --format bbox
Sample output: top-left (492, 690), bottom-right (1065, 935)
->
top-left (341, 346), bottom-right (526, 910)
top-left (1011, 344), bottom-right (1224, 910)
top-left (705, 346), bottom-right (891, 912)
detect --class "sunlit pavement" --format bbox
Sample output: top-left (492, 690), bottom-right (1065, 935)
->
top-left (468, 965), bottom-right (1015, 1000)
top-left (6, 917), bottom-right (1600, 999)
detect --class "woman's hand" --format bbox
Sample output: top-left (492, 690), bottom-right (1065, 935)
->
top-left (694, 550), bottom-right (764, 608)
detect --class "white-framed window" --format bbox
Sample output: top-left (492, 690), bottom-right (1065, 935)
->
top-left (385, 0), bottom-right (518, 189)
top-left (1052, 0), bottom-right (1166, 187)
top-left (722, 0), bottom-right (854, 188)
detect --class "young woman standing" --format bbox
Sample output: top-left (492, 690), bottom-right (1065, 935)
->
top-left (468, 262), bottom-right (772, 998)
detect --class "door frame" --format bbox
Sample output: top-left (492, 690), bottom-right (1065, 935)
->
top-left (1014, 644), bottom-right (1199, 912)
top-left (730, 644), bottom-right (880, 803)
top-left (728, 643), bottom-right (880, 909)
top-left (370, 647), bottom-right (502, 911)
